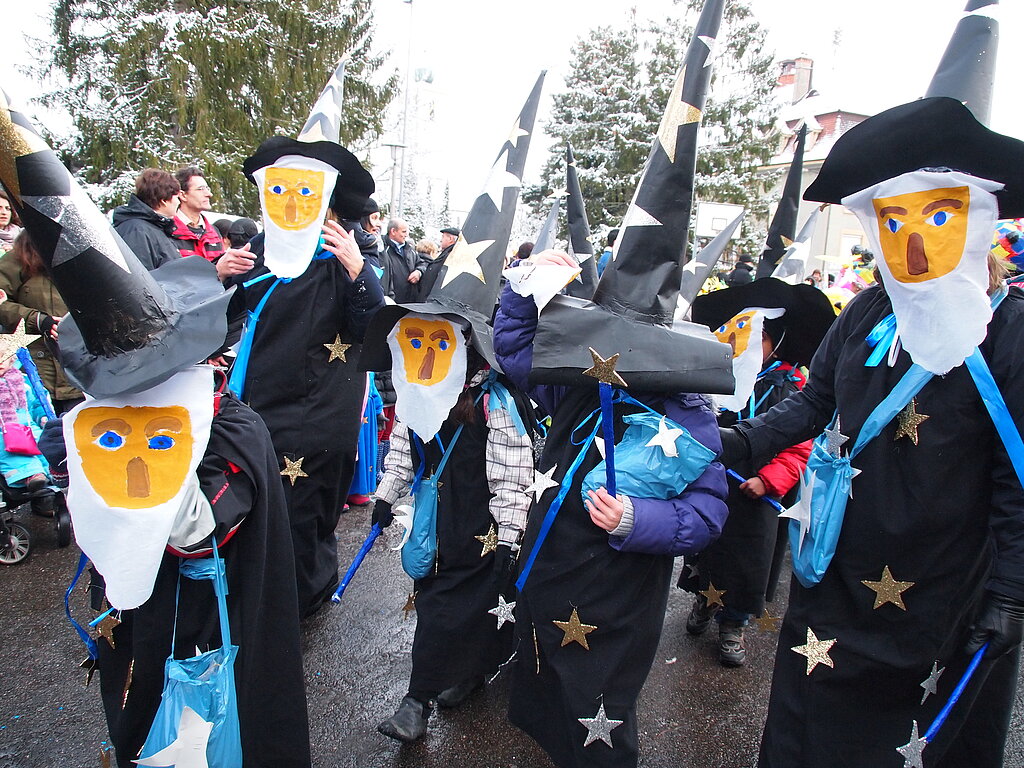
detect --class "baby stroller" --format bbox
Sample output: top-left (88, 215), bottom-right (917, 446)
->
top-left (0, 476), bottom-right (71, 564)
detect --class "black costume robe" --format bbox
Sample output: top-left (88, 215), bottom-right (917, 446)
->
top-left (231, 236), bottom-right (384, 616)
top-left (406, 392), bottom-right (516, 698)
top-left (736, 285), bottom-right (1024, 768)
top-left (97, 393), bottom-right (310, 768)
top-left (680, 364), bottom-right (807, 614)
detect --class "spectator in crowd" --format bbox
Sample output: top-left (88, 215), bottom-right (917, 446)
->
top-left (417, 226), bottom-right (460, 299)
top-left (213, 218), bottom-right (234, 251)
top-left (170, 166), bottom-right (225, 262)
top-left (725, 253), bottom-right (755, 287)
top-left (380, 218), bottom-right (428, 303)
top-left (596, 227), bottom-right (618, 276)
top-left (228, 217), bottom-right (259, 249)
top-left (0, 188), bottom-right (21, 255)
top-left (111, 169), bottom-right (183, 271)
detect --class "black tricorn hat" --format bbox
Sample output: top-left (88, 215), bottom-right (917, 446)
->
top-left (691, 277), bottom-right (835, 367)
top-left (242, 136), bottom-right (374, 220)
top-left (804, 97), bottom-right (1024, 218)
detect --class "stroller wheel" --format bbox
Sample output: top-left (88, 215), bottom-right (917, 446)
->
top-left (0, 521), bottom-right (31, 564)
top-left (55, 508), bottom-right (72, 548)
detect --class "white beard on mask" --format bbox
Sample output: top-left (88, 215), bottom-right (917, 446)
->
top-left (715, 307), bottom-right (785, 413)
top-left (843, 170), bottom-right (1001, 375)
top-left (63, 367), bottom-right (215, 609)
top-left (388, 320), bottom-right (468, 441)
top-left (254, 156), bottom-right (338, 279)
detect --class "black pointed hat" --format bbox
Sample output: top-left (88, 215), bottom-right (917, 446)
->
top-left (242, 59), bottom-right (374, 220)
top-left (756, 125), bottom-right (806, 279)
top-left (770, 207), bottom-right (821, 283)
top-left (675, 210), bottom-right (745, 320)
top-left (528, 0), bottom-right (734, 394)
top-left (360, 72), bottom-right (547, 373)
top-left (692, 277), bottom-right (835, 367)
top-left (533, 197), bottom-right (560, 253)
top-left (925, 0), bottom-right (998, 124)
top-left (0, 91), bottom-right (230, 398)
top-left (564, 143), bottom-right (599, 299)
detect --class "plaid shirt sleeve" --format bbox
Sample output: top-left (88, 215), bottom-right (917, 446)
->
top-left (375, 419), bottom-right (414, 506)
top-left (485, 404), bottom-right (535, 547)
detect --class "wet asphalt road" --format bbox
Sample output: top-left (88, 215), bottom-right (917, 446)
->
top-left (2, 504), bottom-right (1023, 768)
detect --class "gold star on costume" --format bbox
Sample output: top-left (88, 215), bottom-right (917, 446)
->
top-left (440, 233), bottom-right (494, 288)
top-left (894, 399), bottom-right (930, 445)
top-left (475, 523), bottom-right (498, 557)
top-left (553, 607), bottom-right (598, 650)
top-left (791, 627), bottom-right (837, 675)
top-left (402, 592), bottom-right (417, 619)
top-left (80, 656), bottom-right (98, 687)
top-left (323, 334), bottom-right (351, 362)
top-left (699, 582), bottom-right (726, 608)
top-left (121, 659), bottom-right (133, 709)
top-left (0, 319), bottom-right (40, 364)
top-left (280, 456), bottom-right (308, 486)
top-left (656, 67), bottom-right (703, 163)
top-left (780, 235), bottom-right (795, 248)
top-left (96, 612), bottom-right (121, 649)
top-left (583, 347), bottom-right (628, 388)
top-left (861, 565), bottom-right (914, 610)
top-left (0, 95), bottom-right (50, 198)
top-left (752, 609), bottom-right (781, 633)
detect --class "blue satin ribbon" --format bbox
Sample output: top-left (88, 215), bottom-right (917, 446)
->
top-left (600, 383), bottom-right (617, 497)
top-left (864, 313), bottom-right (898, 367)
top-left (65, 552), bottom-right (99, 660)
top-left (965, 348), bottom-right (1024, 489)
top-left (481, 371), bottom-right (528, 437)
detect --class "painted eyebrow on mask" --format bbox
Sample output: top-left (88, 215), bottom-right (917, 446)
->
top-left (92, 418), bottom-right (132, 437)
top-left (145, 416), bottom-right (183, 437)
top-left (429, 329), bottom-right (451, 341)
top-left (879, 206), bottom-right (908, 217)
top-left (404, 327), bottom-right (424, 337)
top-left (921, 199), bottom-right (964, 215)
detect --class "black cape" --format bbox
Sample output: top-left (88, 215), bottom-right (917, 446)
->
top-left (736, 285), bottom-right (1024, 768)
top-left (679, 365), bottom-right (806, 614)
top-left (96, 393), bottom-right (310, 767)
top-left (406, 391), bottom-right (516, 697)
top-left (230, 235), bottom-right (384, 616)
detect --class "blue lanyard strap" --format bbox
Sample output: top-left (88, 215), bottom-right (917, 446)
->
top-left (227, 276), bottom-right (288, 399)
top-left (176, 537), bottom-right (232, 650)
top-left (409, 390), bottom-right (485, 492)
top-left (65, 552), bottom-right (99, 660)
top-left (964, 347), bottom-right (1024, 490)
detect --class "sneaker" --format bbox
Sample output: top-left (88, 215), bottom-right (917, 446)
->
top-left (347, 494), bottom-right (370, 506)
top-left (718, 620), bottom-right (746, 667)
top-left (686, 594), bottom-right (719, 636)
top-left (436, 677), bottom-right (484, 709)
top-left (377, 696), bottom-right (431, 742)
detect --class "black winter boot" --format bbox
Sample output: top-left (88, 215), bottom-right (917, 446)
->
top-left (377, 696), bottom-right (431, 742)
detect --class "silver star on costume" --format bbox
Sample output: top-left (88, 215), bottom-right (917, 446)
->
top-left (823, 416), bottom-right (849, 457)
top-left (525, 465), bottom-right (559, 502)
top-left (548, 188), bottom-right (569, 199)
top-left (22, 184), bottom-right (130, 271)
top-left (578, 701), bottom-right (624, 748)
top-left (134, 706), bottom-right (213, 768)
top-left (896, 720), bottom-right (927, 768)
top-left (645, 416), bottom-right (685, 458)
top-left (481, 148), bottom-right (523, 210)
top-left (505, 118), bottom-right (529, 149)
top-left (920, 662), bottom-right (945, 704)
top-left (611, 202), bottom-right (662, 263)
top-left (488, 594), bottom-right (517, 629)
top-left (697, 34), bottom-right (717, 66)
top-left (848, 465), bottom-right (862, 498)
top-left (779, 470), bottom-right (815, 555)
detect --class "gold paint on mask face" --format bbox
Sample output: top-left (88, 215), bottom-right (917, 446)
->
top-left (872, 186), bottom-right (970, 284)
top-left (262, 167), bottom-right (327, 231)
top-left (396, 317), bottom-right (458, 385)
top-left (714, 312), bottom-right (756, 359)
top-left (74, 406), bottom-right (193, 508)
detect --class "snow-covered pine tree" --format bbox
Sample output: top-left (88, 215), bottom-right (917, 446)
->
top-left (34, 0), bottom-right (396, 213)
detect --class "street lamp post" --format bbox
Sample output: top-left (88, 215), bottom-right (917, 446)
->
top-left (396, 0), bottom-right (414, 217)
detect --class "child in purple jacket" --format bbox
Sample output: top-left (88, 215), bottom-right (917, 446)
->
top-left (493, 250), bottom-right (728, 768)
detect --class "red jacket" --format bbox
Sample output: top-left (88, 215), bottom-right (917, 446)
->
top-left (169, 214), bottom-right (224, 262)
top-left (756, 364), bottom-right (812, 498)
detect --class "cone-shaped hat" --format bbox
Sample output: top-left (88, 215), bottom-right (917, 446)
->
top-left (675, 210), bottom-right (745, 320)
top-left (925, 0), bottom-right (998, 125)
top-left (592, 0), bottom-right (723, 325)
top-left (533, 197), bottom-right (560, 253)
top-left (360, 72), bottom-right (547, 372)
top-left (756, 125), bottom-right (806, 278)
top-left (771, 207), bottom-right (820, 283)
top-left (242, 59), bottom-right (373, 220)
top-left (0, 91), bottom-right (230, 398)
top-left (564, 143), bottom-right (599, 299)
top-left (528, 0), bottom-right (733, 394)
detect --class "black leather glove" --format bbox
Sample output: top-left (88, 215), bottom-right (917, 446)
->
top-left (371, 499), bottom-right (394, 529)
top-left (493, 543), bottom-right (517, 590)
top-left (717, 426), bottom-right (751, 467)
top-left (965, 592), bottom-right (1024, 658)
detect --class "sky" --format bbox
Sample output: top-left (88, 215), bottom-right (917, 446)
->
top-left (3, 0), bottom-right (1021, 217)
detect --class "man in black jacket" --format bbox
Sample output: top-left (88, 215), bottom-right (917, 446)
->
top-left (381, 218), bottom-right (429, 302)
top-left (417, 225), bottom-right (459, 299)
top-left (111, 169), bottom-right (183, 271)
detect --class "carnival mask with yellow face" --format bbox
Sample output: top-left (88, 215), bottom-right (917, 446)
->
top-left (253, 155), bottom-right (339, 279)
top-left (63, 368), bottom-right (215, 609)
top-left (387, 314), bottom-right (468, 441)
top-left (843, 169), bottom-right (1002, 374)
top-left (714, 307), bottom-right (784, 414)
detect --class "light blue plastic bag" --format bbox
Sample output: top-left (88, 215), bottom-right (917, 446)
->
top-left (402, 474), bottom-right (439, 581)
top-left (581, 410), bottom-right (715, 502)
top-left (137, 546), bottom-right (242, 768)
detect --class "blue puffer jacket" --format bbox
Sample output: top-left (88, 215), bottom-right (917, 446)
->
top-left (493, 281), bottom-right (729, 557)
